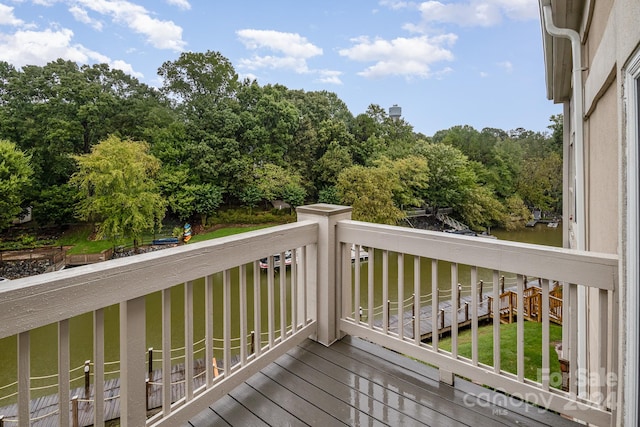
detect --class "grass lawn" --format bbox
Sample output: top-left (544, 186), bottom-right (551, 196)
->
top-left (57, 225), bottom-right (112, 255)
top-left (438, 321), bottom-right (563, 385)
top-left (187, 225), bottom-right (272, 243)
top-left (58, 224), bottom-right (274, 254)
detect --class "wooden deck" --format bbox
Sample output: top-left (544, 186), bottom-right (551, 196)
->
top-left (381, 294), bottom-right (492, 341)
top-left (383, 282), bottom-right (563, 341)
top-left (189, 336), bottom-right (580, 427)
top-left (0, 356), bottom-right (239, 426)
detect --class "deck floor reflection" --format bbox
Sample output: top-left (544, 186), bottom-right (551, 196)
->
top-left (189, 336), bottom-right (580, 427)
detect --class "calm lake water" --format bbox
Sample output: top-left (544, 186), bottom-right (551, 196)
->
top-left (0, 223), bottom-right (562, 404)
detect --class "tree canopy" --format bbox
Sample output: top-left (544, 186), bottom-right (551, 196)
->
top-left (70, 136), bottom-right (166, 247)
top-left (0, 140), bottom-right (33, 230)
top-left (0, 52), bottom-right (563, 235)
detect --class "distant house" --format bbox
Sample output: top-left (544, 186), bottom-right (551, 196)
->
top-left (539, 1), bottom-right (640, 424)
top-left (11, 206), bottom-right (32, 225)
top-left (271, 200), bottom-right (290, 210)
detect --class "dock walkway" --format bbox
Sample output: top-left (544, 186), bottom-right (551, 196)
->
top-left (378, 281), bottom-right (562, 341)
top-left (0, 356), bottom-right (239, 426)
top-left (376, 293), bottom-right (492, 341)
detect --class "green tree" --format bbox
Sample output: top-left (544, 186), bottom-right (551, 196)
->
top-left (254, 163), bottom-right (302, 203)
top-left (415, 143), bottom-right (476, 213)
top-left (318, 186), bottom-right (340, 204)
top-left (32, 184), bottom-right (78, 226)
top-left (0, 60), bottom-right (164, 187)
top-left (503, 195), bottom-right (532, 230)
top-left (375, 156), bottom-right (429, 209)
top-left (0, 140), bottom-right (33, 230)
top-left (158, 50), bottom-right (239, 109)
top-left (517, 152), bottom-right (562, 212)
top-left (460, 186), bottom-right (506, 230)
top-left (240, 184), bottom-right (264, 214)
top-left (336, 165), bottom-right (404, 225)
top-left (192, 183), bottom-right (223, 226)
top-left (157, 167), bottom-right (193, 221)
top-left (70, 136), bottom-right (166, 249)
top-left (281, 183), bottom-right (307, 213)
top-left (313, 141), bottom-right (353, 188)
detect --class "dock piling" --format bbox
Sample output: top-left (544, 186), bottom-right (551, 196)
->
top-left (83, 361), bottom-right (90, 398)
top-left (148, 348), bottom-right (153, 381)
top-left (71, 396), bottom-right (79, 427)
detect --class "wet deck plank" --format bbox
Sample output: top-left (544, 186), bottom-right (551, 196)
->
top-left (190, 336), bottom-right (581, 427)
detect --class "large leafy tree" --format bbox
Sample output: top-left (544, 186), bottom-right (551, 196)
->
top-left (70, 136), bottom-right (166, 248)
top-left (415, 142), bottom-right (476, 212)
top-left (517, 151), bottom-right (562, 212)
top-left (374, 155), bottom-right (429, 209)
top-left (313, 141), bottom-right (353, 189)
top-left (0, 60), bottom-right (163, 187)
top-left (336, 165), bottom-right (404, 225)
top-left (254, 163), bottom-right (303, 204)
top-left (192, 183), bottom-right (223, 226)
top-left (0, 140), bottom-right (33, 231)
top-left (158, 50), bottom-right (239, 110)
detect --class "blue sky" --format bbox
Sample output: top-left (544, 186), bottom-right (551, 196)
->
top-left (0, 0), bottom-right (560, 136)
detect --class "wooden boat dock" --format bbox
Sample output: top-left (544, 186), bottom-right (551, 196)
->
top-left (377, 280), bottom-right (563, 341)
top-left (0, 356), bottom-right (240, 426)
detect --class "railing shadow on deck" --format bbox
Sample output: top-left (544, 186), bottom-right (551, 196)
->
top-left (0, 204), bottom-right (620, 427)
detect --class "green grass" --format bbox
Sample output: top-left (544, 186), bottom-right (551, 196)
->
top-left (438, 321), bottom-right (563, 385)
top-left (57, 224), bottom-right (274, 254)
top-left (57, 225), bottom-right (113, 255)
top-left (187, 225), bottom-right (271, 243)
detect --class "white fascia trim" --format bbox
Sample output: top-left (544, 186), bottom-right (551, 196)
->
top-left (624, 50), bottom-right (640, 427)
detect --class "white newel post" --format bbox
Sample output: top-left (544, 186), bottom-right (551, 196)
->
top-left (297, 204), bottom-right (352, 346)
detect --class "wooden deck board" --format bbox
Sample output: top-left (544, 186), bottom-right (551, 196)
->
top-left (229, 382), bottom-right (308, 427)
top-left (268, 355), bottom-right (392, 426)
top-left (210, 393), bottom-right (270, 426)
top-left (295, 341), bottom-right (477, 426)
top-left (335, 336), bottom-right (580, 427)
top-left (245, 371), bottom-right (346, 426)
top-left (191, 336), bottom-right (581, 427)
top-left (280, 352), bottom-right (440, 426)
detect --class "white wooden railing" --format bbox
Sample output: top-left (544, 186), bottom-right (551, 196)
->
top-left (0, 220), bottom-right (319, 427)
top-left (336, 218), bottom-right (619, 427)
top-left (0, 204), bottom-right (620, 427)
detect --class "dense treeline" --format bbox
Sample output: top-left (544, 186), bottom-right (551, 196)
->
top-left (0, 51), bottom-right (562, 242)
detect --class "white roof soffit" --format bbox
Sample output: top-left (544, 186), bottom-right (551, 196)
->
top-left (539, 0), bottom-right (583, 103)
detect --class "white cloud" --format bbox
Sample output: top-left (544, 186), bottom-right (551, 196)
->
top-left (0, 27), bottom-right (142, 77)
top-left (379, 0), bottom-right (411, 11)
top-left (69, 5), bottom-right (103, 30)
top-left (480, 71), bottom-right (488, 77)
top-left (237, 29), bottom-right (322, 59)
top-left (417, 0), bottom-right (537, 27)
top-left (237, 29), bottom-right (333, 76)
top-left (75, 0), bottom-right (186, 51)
top-left (316, 70), bottom-right (342, 85)
top-left (32, 0), bottom-right (60, 6)
top-left (236, 29), bottom-right (342, 84)
top-left (339, 34), bottom-right (456, 79)
top-left (165, 0), bottom-right (191, 10)
top-left (238, 54), bottom-right (311, 74)
top-left (0, 3), bottom-right (25, 26)
top-left (497, 60), bottom-right (513, 72)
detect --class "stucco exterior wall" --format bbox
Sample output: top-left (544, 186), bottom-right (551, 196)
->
top-left (585, 0), bottom-right (613, 65)
top-left (585, 81), bottom-right (618, 253)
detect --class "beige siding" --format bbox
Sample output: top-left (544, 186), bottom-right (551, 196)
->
top-left (585, 81), bottom-right (619, 253)
top-left (585, 0), bottom-right (614, 64)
